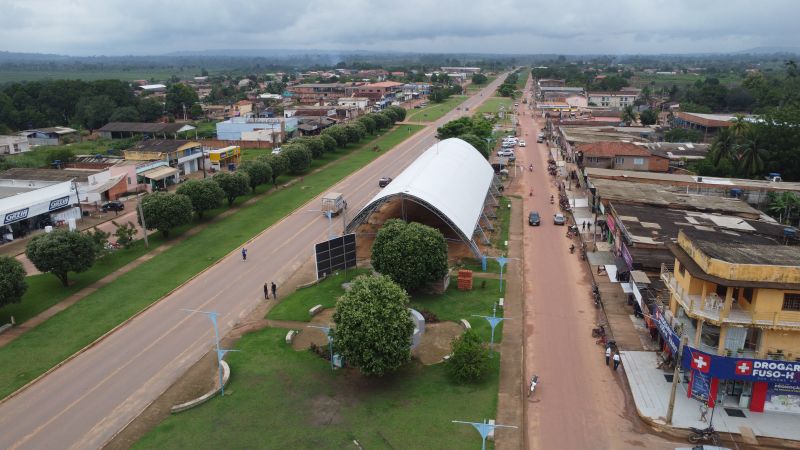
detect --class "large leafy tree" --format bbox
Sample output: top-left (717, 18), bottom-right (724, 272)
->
top-left (164, 83), bottom-right (199, 116)
top-left (109, 106), bottom-right (140, 123)
top-left (710, 128), bottom-right (737, 166)
top-left (737, 135), bottom-right (765, 176)
top-left (332, 274), bottom-right (415, 377)
top-left (75, 95), bottom-right (116, 130)
top-left (457, 133), bottom-right (489, 158)
top-left (282, 144), bottom-right (313, 174)
top-left (638, 109), bottom-right (658, 126)
top-left (357, 116), bottom-right (376, 134)
top-left (26, 230), bottom-right (96, 286)
top-left (342, 123), bottom-right (364, 144)
top-left (213, 171), bottom-right (250, 206)
top-left (321, 124), bottom-right (348, 147)
top-left (371, 219), bottom-right (449, 292)
top-left (239, 160), bottom-right (273, 193)
top-left (138, 192), bottom-right (193, 237)
top-left (176, 178), bottom-right (225, 218)
top-left (620, 105), bottom-right (637, 126)
top-left (318, 134), bottom-right (337, 153)
top-left (445, 329), bottom-right (491, 383)
top-left (767, 192), bottom-right (800, 224)
top-left (0, 256), bottom-right (27, 307)
top-left (259, 153), bottom-right (289, 185)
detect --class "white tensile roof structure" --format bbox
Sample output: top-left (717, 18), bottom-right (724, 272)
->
top-left (346, 138), bottom-right (497, 257)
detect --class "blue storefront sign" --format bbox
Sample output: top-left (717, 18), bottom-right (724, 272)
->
top-left (691, 369), bottom-right (711, 401)
top-left (652, 305), bottom-right (680, 355)
top-left (683, 347), bottom-right (800, 386)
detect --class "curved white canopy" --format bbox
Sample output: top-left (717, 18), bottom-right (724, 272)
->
top-left (348, 138), bottom-right (495, 254)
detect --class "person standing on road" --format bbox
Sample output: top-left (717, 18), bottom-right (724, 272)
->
top-left (605, 346), bottom-right (611, 366)
top-left (271, 282), bottom-right (277, 300)
top-left (263, 282), bottom-right (270, 300)
top-left (241, 248), bottom-right (247, 261)
top-left (613, 352), bottom-right (621, 371)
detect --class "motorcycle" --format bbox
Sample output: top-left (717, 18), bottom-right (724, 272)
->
top-left (550, 195), bottom-right (554, 204)
top-left (569, 244), bottom-right (575, 254)
top-left (688, 426), bottom-right (720, 445)
top-left (528, 375), bottom-right (539, 397)
top-left (529, 164), bottom-right (533, 172)
top-left (592, 325), bottom-right (605, 338)
top-left (529, 189), bottom-right (533, 197)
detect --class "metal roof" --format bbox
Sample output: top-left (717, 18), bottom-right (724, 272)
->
top-left (98, 122), bottom-right (192, 134)
top-left (346, 138), bottom-right (495, 256)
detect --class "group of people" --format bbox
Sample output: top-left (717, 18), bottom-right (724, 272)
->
top-left (605, 344), bottom-right (622, 371)
top-left (241, 247), bottom-right (279, 301)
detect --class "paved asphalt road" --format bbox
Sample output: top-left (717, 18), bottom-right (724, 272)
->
top-left (0, 75), bottom-right (508, 450)
top-left (516, 80), bottom-right (678, 449)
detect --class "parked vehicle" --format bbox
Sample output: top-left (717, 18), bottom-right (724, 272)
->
top-left (271, 147), bottom-right (282, 155)
top-left (378, 177), bottom-right (393, 188)
top-left (537, 137), bottom-right (544, 143)
top-left (101, 201), bottom-right (124, 212)
top-left (321, 192), bottom-right (346, 216)
top-left (528, 212), bottom-right (541, 226)
top-left (553, 213), bottom-right (566, 225)
top-left (687, 426), bottom-right (721, 446)
top-left (497, 149), bottom-right (515, 157)
top-left (519, 140), bottom-right (526, 147)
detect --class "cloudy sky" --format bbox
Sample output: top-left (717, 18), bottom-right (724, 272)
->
top-left (1, 0), bottom-right (798, 55)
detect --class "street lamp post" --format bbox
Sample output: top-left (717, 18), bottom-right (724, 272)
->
top-left (182, 309), bottom-right (240, 396)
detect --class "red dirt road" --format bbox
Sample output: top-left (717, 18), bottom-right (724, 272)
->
top-left (516, 81), bottom-right (677, 450)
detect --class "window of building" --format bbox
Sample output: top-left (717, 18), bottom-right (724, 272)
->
top-left (633, 158), bottom-right (645, 165)
top-left (783, 293), bottom-right (800, 311)
top-left (615, 157), bottom-right (625, 164)
top-left (127, 177), bottom-right (132, 185)
top-left (677, 262), bottom-right (685, 277)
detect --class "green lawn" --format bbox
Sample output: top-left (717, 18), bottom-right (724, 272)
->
top-left (266, 269), bottom-right (371, 321)
top-left (405, 95), bottom-right (467, 122)
top-left (492, 197), bottom-right (512, 250)
top-left (412, 279), bottom-right (505, 343)
top-left (466, 76), bottom-right (497, 94)
top-left (6, 139), bottom-right (128, 168)
top-left (0, 125), bottom-right (423, 399)
top-left (134, 328), bottom-right (500, 449)
top-left (475, 97), bottom-right (513, 115)
top-left (0, 239), bottom-right (158, 325)
top-left (515, 69), bottom-right (529, 89)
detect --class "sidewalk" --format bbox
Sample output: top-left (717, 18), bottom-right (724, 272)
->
top-left (495, 196), bottom-right (524, 450)
top-left (621, 350), bottom-right (800, 444)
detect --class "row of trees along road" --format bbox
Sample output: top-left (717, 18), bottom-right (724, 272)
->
top-left (136, 106), bottom-right (407, 237)
top-left (332, 219), bottom-right (490, 383)
top-left (435, 116), bottom-right (493, 158)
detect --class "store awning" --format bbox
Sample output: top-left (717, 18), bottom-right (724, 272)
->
top-left (141, 166), bottom-right (178, 181)
top-left (614, 256), bottom-right (630, 274)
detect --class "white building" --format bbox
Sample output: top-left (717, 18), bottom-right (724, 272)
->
top-left (587, 92), bottom-right (638, 109)
top-left (0, 135), bottom-right (31, 154)
top-left (337, 97), bottom-right (370, 110)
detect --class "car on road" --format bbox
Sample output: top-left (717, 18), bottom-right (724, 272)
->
top-left (378, 176), bottom-right (393, 188)
top-left (519, 140), bottom-right (526, 147)
top-left (101, 201), bottom-right (124, 212)
top-left (553, 213), bottom-right (566, 225)
top-left (497, 149), bottom-right (515, 157)
top-left (528, 211), bottom-right (541, 226)
top-left (537, 137), bottom-right (544, 143)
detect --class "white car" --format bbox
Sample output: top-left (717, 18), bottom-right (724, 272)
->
top-left (497, 149), bottom-right (515, 157)
top-left (519, 140), bottom-right (526, 147)
top-left (271, 147), bottom-right (282, 155)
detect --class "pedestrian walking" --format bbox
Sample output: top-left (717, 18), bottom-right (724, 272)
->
top-left (613, 352), bottom-right (621, 371)
top-left (263, 282), bottom-right (270, 300)
top-left (241, 248), bottom-right (247, 261)
top-left (582, 221), bottom-right (587, 231)
top-left (271, 282), bottom-right (277, 300)
top-left (605, 346), bottom-right (611, 366)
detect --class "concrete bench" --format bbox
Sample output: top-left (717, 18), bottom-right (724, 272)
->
top-left (285, 330), bottom-right (298, 344)
top-left (309, 304), bottom-right (324, 317)
top-left (460, 319), bottom-right (471, 330)
top-left (487, 419), bottom-right (496, 441)
top-left (0, 323), bottom-right (12, 335)
top-left (498, 297), bottom-right (504, 307)
top-left (442, 353), bottom-right (453, 362)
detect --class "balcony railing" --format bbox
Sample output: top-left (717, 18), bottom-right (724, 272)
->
top-left (660, 264), bottom-right (800, 329)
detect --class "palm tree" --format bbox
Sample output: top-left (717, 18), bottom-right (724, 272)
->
top-left (709, 128), bottom-right (737, 166)
top-left (737, 136), bottom-right (765, 177)
top-left (768, 192), bottom-right (800, 224)
top-left (729, 114), bottom-right (749, 137)
top-left (620, 105), bottom-right (637, 126)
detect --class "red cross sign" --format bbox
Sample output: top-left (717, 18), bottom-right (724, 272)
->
top-left (691, 352), bottom-right (711, 373)
top-left (735, 360), bottom-right (753, 376)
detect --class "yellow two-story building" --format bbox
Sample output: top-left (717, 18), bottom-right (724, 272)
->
top-left (661, 228), bottom-right (800, 413)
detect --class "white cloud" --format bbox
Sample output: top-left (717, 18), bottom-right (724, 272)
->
top-left (0, 0), bottom-right (797, 55)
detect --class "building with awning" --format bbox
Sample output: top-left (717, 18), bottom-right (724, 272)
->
top-left (205, 146), bottom-right (241, 171)
top-left (0, 180), bottom-right (80, 240)
top-left (137, 163), bottom-right (180, 189)
top-left (123, 140), bottom-right (203, 178)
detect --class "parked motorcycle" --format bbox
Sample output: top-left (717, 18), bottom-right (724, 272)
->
top-left (569, 244), bottom-right (575, 254)
top-left (688, 426), bottom-right (720, 445)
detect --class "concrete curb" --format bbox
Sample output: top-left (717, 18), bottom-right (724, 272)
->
top-left (170, 360), bottom-right (230, 414)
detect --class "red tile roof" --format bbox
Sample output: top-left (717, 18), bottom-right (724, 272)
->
top-left (578, 141), bottom-right (651, 158)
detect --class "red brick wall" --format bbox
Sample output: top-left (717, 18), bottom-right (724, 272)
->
top-left (648, 156), bottom-right (670, 173)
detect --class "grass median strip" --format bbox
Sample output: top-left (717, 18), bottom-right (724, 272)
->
top-left (134, 328), bottom-right (499, 449)
top-left (0, 125), bottom-right (423, 399)
top-left (406, 95), bottom-right (467, 122)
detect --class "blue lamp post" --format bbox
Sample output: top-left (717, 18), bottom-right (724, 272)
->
top-left (183, 309), bottom-right (240, 396)
top-left (452, 419), bottom-right (517, 450)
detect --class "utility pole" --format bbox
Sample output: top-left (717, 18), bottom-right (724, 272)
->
top-left (666, 335), bottom-right (688, 424)
top-left (137, 190), bottom-right (149, 248)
